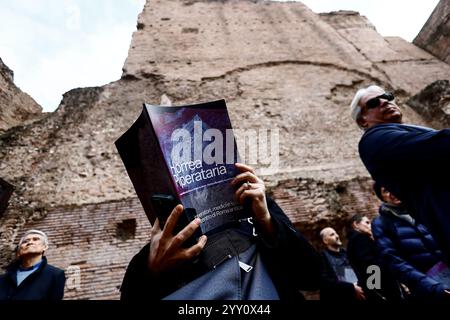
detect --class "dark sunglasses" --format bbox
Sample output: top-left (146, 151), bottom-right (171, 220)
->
top-left (365, 92), bottom-right (395, 109)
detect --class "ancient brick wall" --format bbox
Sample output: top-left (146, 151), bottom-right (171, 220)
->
top-left (0, 58), bottom-right (42, 133)
top-left (12, 198), bottom-right (151, 300)
top-left (414, 0), bottom-right (450, 64)
top-left (1, 0), bottom-right (450, 299)
top-left (270, 176), bottom-right (380, 250)
top-left (10, 177), bottom-right (380, 300)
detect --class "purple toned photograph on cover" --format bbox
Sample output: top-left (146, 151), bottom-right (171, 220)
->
top-left (426, 261), bottom-right (450, 289)
top-left (146, 100), bottom-right (250, 234)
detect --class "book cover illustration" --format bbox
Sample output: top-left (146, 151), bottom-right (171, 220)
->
top-left (115, 99), bottom-right (250, 235)
top-left (426, 261), bottom-right (450, 288)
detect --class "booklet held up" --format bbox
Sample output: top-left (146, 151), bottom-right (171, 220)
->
top-left (115, 99), bottom-right (250, 236)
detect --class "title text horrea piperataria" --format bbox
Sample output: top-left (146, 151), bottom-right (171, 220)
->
top-left (170, 160), bottom-right (227, 188)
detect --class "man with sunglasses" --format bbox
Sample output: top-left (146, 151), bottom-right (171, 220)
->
top-left (350, 85), bottom-right (450, 263)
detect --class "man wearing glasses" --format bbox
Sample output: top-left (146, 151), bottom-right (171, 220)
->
top-left (350, 85), bottom-right (450, 262)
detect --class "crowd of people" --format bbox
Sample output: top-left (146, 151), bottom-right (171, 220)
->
top-left (1, 85), bottom-right (449, 301)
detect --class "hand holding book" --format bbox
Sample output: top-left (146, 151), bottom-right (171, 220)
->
top-left (147, 204), bottom-right (207, 276)
top-left (147, 162), bottom-right (276, 278)
top-left (232, 163), bottom-right (275, 241)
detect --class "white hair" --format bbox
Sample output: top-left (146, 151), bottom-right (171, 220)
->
top-left (319, 227), bottom-right (333, 240)
top-left (350, 85), bottom-right (385, 128)
top-left (19, 229), bottom-right (49, 247)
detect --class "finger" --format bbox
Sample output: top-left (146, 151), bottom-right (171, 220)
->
top-left (151, 218), bottom-right (161, 236)
top-left (183, 235), bottom-right (207, 258)
top-left (171, 217), bottom-right (202, 249)
top-left (238, 189), bottom-right (264, 205)
top-left (235, 183), bottom-right (245, 203)
top-left (235, 182), bottom-right (259, 201)
top-left (240, 182), bottom-right (259, 192)
top-left (162, 204), bottom-right (184, 238)
top-left (231, 171), bottom-right (260, 185)
top-left (235, 163), bottom-right (255, 174)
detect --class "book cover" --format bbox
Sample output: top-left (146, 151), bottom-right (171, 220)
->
top-left (115, 99), bottom-right (250, 235)
top-left (426, 261), bottom-right (450, 288)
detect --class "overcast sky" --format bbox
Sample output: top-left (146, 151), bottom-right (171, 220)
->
top-left (0, 0), bottom-right (440, 112)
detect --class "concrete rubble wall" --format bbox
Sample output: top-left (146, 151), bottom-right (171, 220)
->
top-left (0, 57), bottom-right (42, 133)
top-left (414, 0), bottom-right (450, 64)
top-left (0, 0), bottom-right (449, 299)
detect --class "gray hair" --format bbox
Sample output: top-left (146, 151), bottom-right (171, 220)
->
top-left (349, 85), bottom-right (385, 128)
top-left (319, 227), bottom-right (332, 240)
top-left (18, 229), bottom-right (49, 247)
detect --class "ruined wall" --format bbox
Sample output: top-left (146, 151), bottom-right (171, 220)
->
top-left (270, 176), bottom-right (381, 250)
top-left (1, 0), bottom-right (450, 299)
top-left (414, 0), bottom-right (450, 64)
top-left (407, 80), bottom-right (450, 129)
top-left (18, 198), bottom-right (151, 299)
top-left (15, 179), bottom-right (379, 299)
top-left (0, 57), bottom-right (43, 133)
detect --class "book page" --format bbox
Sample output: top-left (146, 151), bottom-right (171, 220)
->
top-left (146, 100), bottom-right (250, 234)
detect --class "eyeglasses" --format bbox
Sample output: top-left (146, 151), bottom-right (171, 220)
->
top-left (365, 92), bottom-right (395, 109)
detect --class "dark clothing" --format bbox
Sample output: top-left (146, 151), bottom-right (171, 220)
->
top-left (372, 203), bottom-right (447, 300)
top-left (359, 123), bottom-right (450, 259)
top-left (0, 256), bottom-right (65, 300)
top-left (347, 229), bottom-right (403, 301)
top-left (320, 248), bottom-right (358, 301)
top-left (162, 244), bottom-right (279, 300)
top-left (120, 197), bottom-right (321, 300)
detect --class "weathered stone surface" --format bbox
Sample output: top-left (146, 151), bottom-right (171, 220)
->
top-left (407, 80), bottom-right (450, 129)
top-left (0, 177), bottom-right (14, 217)
top-left (414, 0), bottom-right (450, 64)
top-left (0, 57), bottom-right (43, 133)
top-left (270, 176), bottom-right (381, 250)
top-left (1, 0), bottom-right (450, 299)
top-left (15, 199), bottom-right (152, 300)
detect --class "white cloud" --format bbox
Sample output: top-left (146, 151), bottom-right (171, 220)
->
top-left (65, 3), bottom-right (81, 31)
top-left (0, 0), bottom-right (144, 111)
top-left (0, 0), bottom-right (441, 112)
top-left (21, 22), bottom-right (137, 111)
top-left (299, 0), bottom-right (440, 41)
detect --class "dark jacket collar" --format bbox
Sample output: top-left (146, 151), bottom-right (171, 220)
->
top-left (18, 259), bottom-right (43, 272)
top-left (346, 229), bottom-right (362, 241)
top-left (5, 256), bottom-right (48, 285)
top-left (380, 203), bottom-right (408, 216)
top-left (364, 122), bottom-right (434, 134)
top-left (379, 203), bottom-right (415, 225)
top-left (325, 248), bottom-right (346, 257)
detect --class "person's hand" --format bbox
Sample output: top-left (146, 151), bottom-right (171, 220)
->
top-left (400, 283), bottom-right (411, 296)
top-left (353, 283), bottom-right (366, 301)
top-left (232, 163), bottom-right (275, 239)
top-left (148, 204), bottom-right (207, 276)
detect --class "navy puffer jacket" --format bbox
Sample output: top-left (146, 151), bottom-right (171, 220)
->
top-left (372, 203), bottom-right (447, 300)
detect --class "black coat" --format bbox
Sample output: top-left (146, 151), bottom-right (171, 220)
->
top-left (320, 249), bottom-right (358, 302)
top-left (120, 197), bottom-right (321, 300)
top-left (359, 123), bottom-right (450, 260)
top-left (372, 204), bottom-right (447, 299)
top-left (0, 256), bottom-right (65, 300)
top-left (347, 230), bottom-right (403, 301)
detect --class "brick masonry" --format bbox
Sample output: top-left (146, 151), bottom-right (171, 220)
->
top-left (12, 176), bottom-right (378, 300)
top-left (1, 0), bottom-right (450, 300)
top-left (16, 198), bottom-right (151, 300)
